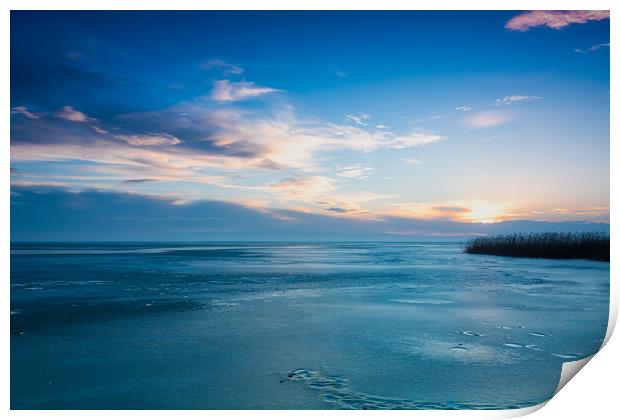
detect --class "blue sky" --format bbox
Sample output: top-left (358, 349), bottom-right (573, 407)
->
top-left (10, 11), bottom-right (610, 240)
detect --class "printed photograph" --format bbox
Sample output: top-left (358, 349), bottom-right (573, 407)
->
top-left (10, 10), bottom-right (610, 410)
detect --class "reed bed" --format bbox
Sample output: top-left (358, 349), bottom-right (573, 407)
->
top-left (465, 232), bottom-right (609, 261)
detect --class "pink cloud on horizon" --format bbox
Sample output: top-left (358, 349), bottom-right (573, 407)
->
top-left (505, 10), bottom-right (609, 31)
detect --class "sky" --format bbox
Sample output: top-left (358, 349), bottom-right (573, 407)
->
top-left (10, 11), bottom-right (610, 241)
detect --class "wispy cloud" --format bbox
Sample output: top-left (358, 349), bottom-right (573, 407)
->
top-left (10, 180), bottom-right (68, 188)
top-left (114, 133), bottom-right (182, 146)
top-left (345, 113), bottom-right (370, 126)
top-left (54, 106), bottom-right (92, 122)
top-left (337, 165), bottom-right (374, 179)
top-left (455, 106), bottom-right (472, 112)
top-left (506, 206), bottom-right (610, 222)
top-left (11, 106), bottom-right (41, 119)
top-left (495, 95), bottom-right (542, 105)
top-left (211, 80), bottom-right (280, 102)
top-left (392, 132), bottom-right (444, 148)
top-left (324, 206), bottom-right (352, 214)
top-left (11, 112), bottom-right (439, 213)
top-left (268, 175), bottom-right (336, 202)
top-left (506, 10), bottom-right (610, 31)
top-left (200, 59), bottom-right (244, 75)
top-left (403, 158), bottom-right (422, 166)
top-left (315, 191), bottom-right (391, 218)
top-left (413, 115), bottom-right (444, 123)
top-left (463, 111), bottom-right (511, 128)
top-left (12, 73), bottom-right (445, 213)
top-left (91, 125), bottom-right (109, 134)
top-left (575, 42), bottom-right (610, 53)
top-left (122, 178), bottom-right (157, 184)
top-left (188, 105), bottom-right (444, 168)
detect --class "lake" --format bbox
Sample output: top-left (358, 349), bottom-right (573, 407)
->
top-left (10, 242), bottom-right (609, 409)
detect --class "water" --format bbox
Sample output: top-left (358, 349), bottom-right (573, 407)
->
top-left (10, 242), bottom-right (609, 409)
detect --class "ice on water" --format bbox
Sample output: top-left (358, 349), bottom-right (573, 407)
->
top-left (10, 242), bottom-right (609, 409)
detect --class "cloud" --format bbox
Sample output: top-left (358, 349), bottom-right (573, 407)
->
top-left (335, 70), bottom-right (348, 77)
top-left (54, 105), bottom-right (92, 122)
top-left (122, 178), bottom-right (157, 184)
top-left (11, 75), bottom-right (445, 213)
top-left (266, 182), bottom-right (384, 218)
top-left (345, 113), bottom-right (370, 126)
top-left (91, 125), bottom-right (109, 134)
top-left (268, 176), bottom-right (336, 202)
top-left (324, 206), bottom-right (353, 214)
top-left (575, 42), bottom-right (610, 53)
top-left (392, 132), bottom-right (443, 148)
top-left (114, 133), bottom-right (182, 146)
top-left (431, 206), bottom-right (472, 218)
top-left (185, 105), bottom-right (443, 168)
top-left (389, 201), bottom-right (472, 221)
top-left (505, 10), bottom-right (610, 31)
top-left (11, 106), bottom-right (41, 119)
top-left (11, 186), bottom-right (607, 241)
top-left (10, 180), bottom-right (67, 188)
top-left (463, 111), bottom-right (511, 128)
top-left (506, 206), bottom-right (610, 222)
top-left (10, 140), bottom-right (234, 193)
top-left (413, 115), bottom-right (444, 123)
top-left (337, 166), bottom-right (374, 179)
top-left (200, 59), bottom-right (244, 75)
top-left (211, 80), bottom-right (280, 102)
top-left (495, 95), bottom-right (542, 105)
top-left (12, 98), bottom-right (445, 197)
top-left (455, 106), bottom-right (472, 112)
top-left (403, 158), bottom-right (422, 166)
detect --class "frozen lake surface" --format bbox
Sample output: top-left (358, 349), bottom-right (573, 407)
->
top-left (10, 242), bottom-right (609, 409)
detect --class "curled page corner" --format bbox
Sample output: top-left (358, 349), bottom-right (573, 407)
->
top-left (545, 304), bottom-right (619, 403)
top-left (602, 303), bottom-right (617, 346)
top-left (553, 354), bottom-right (596, 396)
top-left (500, 307), bottom-right (614, 417)
top-left (493, 354), bottom-right (597, 419)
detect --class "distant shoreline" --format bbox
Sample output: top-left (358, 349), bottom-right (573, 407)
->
top-left (465, 232), bottom-right (610, 262)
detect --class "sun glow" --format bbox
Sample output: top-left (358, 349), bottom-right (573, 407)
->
top-left (462, 203), bottom-right (508, 223)
top-left (386, 201), bottom-right (509, 223)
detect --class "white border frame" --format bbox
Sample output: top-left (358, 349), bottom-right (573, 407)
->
top-left (2, 2), bottom-right (616, 419)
